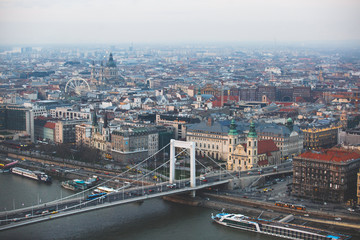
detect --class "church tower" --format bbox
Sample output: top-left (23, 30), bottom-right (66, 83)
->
top-left (92, 110), bottom-right (98, 134)
top-left (228, 119), bottom-right (239, 152)
top-left (196, 88), bottom-right (202, 102)
top-left (247, 121), bottom-right (258, 169)
top-left (227, 119), bottom-right (240, 171)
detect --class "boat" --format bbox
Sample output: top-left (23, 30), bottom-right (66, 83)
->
top-left (61, 176), bottom-right (100, 191)
top-left (211, 213), bottom-right (351, 240)
top-left (61, 180), bottom-right (86, 191)
top-left (11, 167), bottom-right (52, 183)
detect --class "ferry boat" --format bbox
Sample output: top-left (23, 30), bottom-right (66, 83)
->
top-left (61, 176), bottom-right (99, 191)
top-left (211, 213), bottom-right (351, 240)
top-left (11, 167), bottom-right (52, 183)
top-left (61, 180), bottom-right (86, 191)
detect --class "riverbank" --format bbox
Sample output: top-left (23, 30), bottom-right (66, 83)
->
top-left (163, 192), bottom-right (360, 238)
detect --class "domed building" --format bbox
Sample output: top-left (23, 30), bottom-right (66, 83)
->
top-left (91, 53), bottom-right (121, 85)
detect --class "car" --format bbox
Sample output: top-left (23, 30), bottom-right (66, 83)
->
top-left (304, 214), bottom-right (309, 217)
top-left (166, 184), bottom-right (176, 189)
top-left (42, 210), bottom-right (49, 215)
top-left (201, 179), bottom-right (208, 182)
top-left (335, 217), bottom-right (342, 221)
top-left (347, 208), bottom-right (355, 212)
top-left (25, 214), bottom-right (32, 218)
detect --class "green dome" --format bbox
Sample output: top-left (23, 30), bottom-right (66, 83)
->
top-left (228, 119), bottom-right (238, 135)
top-left (287, 118), bottom-right (293, 123)
top-left (247, 122), bottom-right (257, 138)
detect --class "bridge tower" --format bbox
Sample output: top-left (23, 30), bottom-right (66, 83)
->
top-left (169, 139), bottom-right (196, 189)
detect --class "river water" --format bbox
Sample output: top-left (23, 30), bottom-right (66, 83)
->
top-left (0, 173), bottom-right (278, 240)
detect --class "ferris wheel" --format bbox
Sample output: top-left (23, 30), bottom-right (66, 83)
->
top-left (65, 77), bottom-right (90, 95)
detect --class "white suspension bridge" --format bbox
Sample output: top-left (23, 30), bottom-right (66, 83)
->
top-left (0, 140), bottom-right (238, 231)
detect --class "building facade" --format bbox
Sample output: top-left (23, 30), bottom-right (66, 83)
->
top-left (111, 127), bottom-right (149, 163)
top-left (302, 125), bottom-right (341, 150)
top-left (54, 119), bottom-right (87, 144)
top-left (75, 124), bottom-right (92, 146)
top-left (156, 114), bottom-right (200, 140)
top-left (50, 107), bottom-right (91, 120)
top-left (256, 118), bottom-right (303, 159)
top-left (292, 148), bottom-right (360, 203)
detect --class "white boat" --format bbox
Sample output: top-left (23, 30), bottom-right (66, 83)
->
top-left (211, 213), bottom-right (351, 240)
top-left (11, 167), bottom-right (52, 183)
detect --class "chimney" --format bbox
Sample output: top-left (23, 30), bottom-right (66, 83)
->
top-left (207, 117), bottom-right (213, 126)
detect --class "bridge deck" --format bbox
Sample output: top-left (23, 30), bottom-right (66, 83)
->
top-left (0, 180), bottom-right (230, 231)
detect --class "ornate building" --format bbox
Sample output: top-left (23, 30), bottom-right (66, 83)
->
top-left (186, 119), bottom-right (300, 163)
top-left (302, 125), bottom-right (341, 150)
top-left (91, 53), bottom-right (120, 85)
top-left (227, 122), bottom-right (280, 171)
top-left (186, 118), bottom-right (247, 162)
top-left (293, 148), bottom-right (360, 203)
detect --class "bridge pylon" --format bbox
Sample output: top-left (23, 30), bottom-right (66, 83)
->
top-left (169, 139), bottom-right (196, 188)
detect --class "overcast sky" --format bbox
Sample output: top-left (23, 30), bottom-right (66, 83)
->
top-left (0, 0), bottom-right (359, 45)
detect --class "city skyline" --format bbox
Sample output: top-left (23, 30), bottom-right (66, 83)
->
top-left (1, 0), bottom-right (360, 45)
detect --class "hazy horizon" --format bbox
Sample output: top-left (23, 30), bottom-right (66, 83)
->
top-left (1, 0), bottom-right (359, 46)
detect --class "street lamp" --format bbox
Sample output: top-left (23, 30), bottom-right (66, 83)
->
top-left (4, 208), bottom-right (7, 224)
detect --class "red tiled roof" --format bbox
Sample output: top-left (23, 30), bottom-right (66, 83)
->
top-left (274, 102), bottom-right (293, 107)
top-left (44, 122), bottom-right (56, 129)
top-left (299, 148), bottom-right (360, 162)
top-left (242, 139), bottom-right (279, 154)
top-left (258, 140), bottom-right (279, 154)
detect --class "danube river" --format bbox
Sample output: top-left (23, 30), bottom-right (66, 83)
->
top-left (0, 173), bottom-right (278, 240)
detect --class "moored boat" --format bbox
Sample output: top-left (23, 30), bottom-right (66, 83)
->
top-left (61, 175), bottom-right (100, 191)
top-left (211, 212), bottom-right (351, 240)
top-left (11, 167), bottom-right (52, 183)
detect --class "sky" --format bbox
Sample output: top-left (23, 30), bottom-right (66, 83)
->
top-left (0, 0), bottom-right (359, 45)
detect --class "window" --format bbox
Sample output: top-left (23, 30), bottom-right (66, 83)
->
top-left (248, 150), bottom-right (251, 155)
top-left (254, 150), bottom-right (256, 155)
top-left (254, 141), bottom-right (257, 147)
top-left (248, 141), bottom-right (251, 147)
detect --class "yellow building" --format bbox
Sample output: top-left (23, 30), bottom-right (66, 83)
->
top-left (303, 125), bottom-right (341, 150)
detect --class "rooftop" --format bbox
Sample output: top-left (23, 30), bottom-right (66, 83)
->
top-left (298, 148), bottom-right (360, 163)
